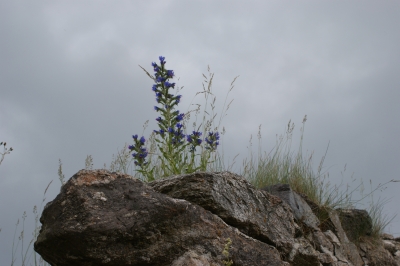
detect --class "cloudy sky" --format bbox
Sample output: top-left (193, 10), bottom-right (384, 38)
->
top-left (1, 0), bottom-right (400, 263)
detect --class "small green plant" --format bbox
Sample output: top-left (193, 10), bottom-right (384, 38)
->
top-left (222, 238), bottom-right (233, 266)
top-left (0, 141), bottom-right (13, 166)
top-left (129, 56), bottom-right (225, 181)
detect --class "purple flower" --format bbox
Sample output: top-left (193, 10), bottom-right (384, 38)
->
top-left (129, 134), bottom-right (148, 167)
top-left (174, 95), bottom-right (182, 104)
top-left (205, 132), bottom-right (220, 150)
top-left (138, 152), bottom-right (148, 159)
top-left (156, 117), bottom-right (162, 122)
top-left (176, 123), bottom-right (183, 129)
top-left (192, 131), bottom-right (202, 137)
top-left (175, 113), bottom-right (184, 122)
top-left (154, 106), bottom-right (160, 111)
top-left (159, 56), bottom-right (166, 65)
top-left (167, 70), bottom-right (174, 78)
top-left (153, 129), bottom-right (165, 136)
top-left (152, 84), bottom-right (158, 92)
top-left (164, 81), bottom-right (175, 88)
top-left (187, 131), bottom-right (203, 152)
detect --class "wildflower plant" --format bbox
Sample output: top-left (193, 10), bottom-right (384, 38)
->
top-left (129, 56), bottom-right (222, 181)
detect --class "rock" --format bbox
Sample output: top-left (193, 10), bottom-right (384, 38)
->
top-left (261, 183), bottom-right (320, 231)
top-left (150, 172), bottom-right (297, 255)
top-left (337, 208), bottom-right (372, 243)
top-left (383, 239), bottom-right (398, 255)
top-left (34, 170), bottom-right (400, 266)
top-left (34, 170), bottom-right (285, 266)
top-left (362, 240), bottom-right (398, 266)
top-left (312, 229), bottom-right (334, 253)
top-left (287, 237), bottom-right (320, 266)
top-left (382, 233), bottom-right (395, 240)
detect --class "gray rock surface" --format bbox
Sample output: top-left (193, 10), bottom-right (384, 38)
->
top-left (150, 172), bottom-right (297, 255)
top-left (337, 208), bottom-right (372, 243)
top-left (261, 183), bottom-right (320, 231)
top-left (34, 170), bottom-right (400, 266)
top-left (34, 170), bottom-right (285, 266)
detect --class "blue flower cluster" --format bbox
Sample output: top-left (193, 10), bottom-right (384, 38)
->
top-left (130, 56), bottom-right (220, 169)
top-left (205, 132), bottom-right (220, 151)
top-left (151, 56), bottom-right (204, 153)
top-left (187, 131), bottom-right (202, 152)
top-left (128, 135), bottom-right (148, 166)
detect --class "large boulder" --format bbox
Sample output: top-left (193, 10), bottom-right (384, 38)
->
top-left (150, 172), bottom-right (297, 255)
top-left (337, 208), bottom-right (372, 243)
top-left (34, 170), bottom-right (286, 266)
top-left (359, 239), bottom-right (398, 266)
top-left (34, 170), bottom-right (400, 266)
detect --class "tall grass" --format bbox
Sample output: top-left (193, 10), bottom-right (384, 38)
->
top-left (9, 182), bottom-right (52, 266)
top-left (239, 116), bottom-right (398, 240)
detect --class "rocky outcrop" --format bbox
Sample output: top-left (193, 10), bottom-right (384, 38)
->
top-left (34, 170), bottom-right (400, 266)
top-left (337, 209), bottom-right (372, 244)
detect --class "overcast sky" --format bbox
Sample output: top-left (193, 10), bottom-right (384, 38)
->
top-left (1, 0), bottom-right (400, 264)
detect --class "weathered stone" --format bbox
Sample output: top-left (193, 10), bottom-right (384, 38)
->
top-left (261, 183), bottom-right (320, 231)
top-left (337, 208), bottom-right (372, 243)
top-left (170, 250), bottom-right (218, 266)
top-left (319, 246), bottom-right (338, 264)
top-left (287, 237), bottom-right (320, 266)
top-left (383, 239), bottom-right (398, 255)
top-left (34, 170), bottom-right (285, 266)
top-left (362, 240), bottom-right (398, 266)
top-left (150, 172), bottom-right (297, 255)
top-left (33, 169), bottom-right (400, 266)
top-left (361, 257), bottom-right (370, 266)
top-left (344, 243), bottom-right (363, 266)
top-left (313, 229), bottom-right (334, 253)
top-left (382, 233), bottom-right (395, 240)
top-left (324, 211), bottom-right (363, 266)
top-left (318, 251), bottom-right (335, 264)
